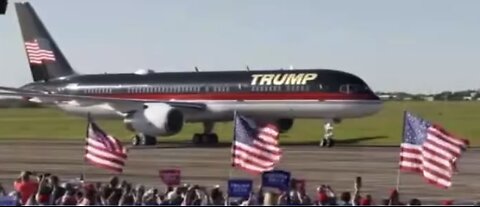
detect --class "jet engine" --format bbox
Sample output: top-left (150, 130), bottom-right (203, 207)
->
top-left (276, 118), bottom-right (294, 133)
top-left (124, 103), bottom-right (184, 136)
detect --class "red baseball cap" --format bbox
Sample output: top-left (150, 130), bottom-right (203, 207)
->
top-left (318, 192), bottom-right (328, 203)
top-left (442, 200), bottom-right (454, 205)
top-left (361, 198), bottom-right (372, 205)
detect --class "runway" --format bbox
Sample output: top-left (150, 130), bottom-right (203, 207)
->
top-left (1, 139), bottom-right (479, 204)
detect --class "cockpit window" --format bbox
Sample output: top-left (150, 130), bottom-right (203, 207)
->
top-left (339, 84), bottom-right (370, 94)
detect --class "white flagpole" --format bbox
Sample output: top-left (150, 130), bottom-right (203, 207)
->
top-left (395, 111), bottom-right (407, 191)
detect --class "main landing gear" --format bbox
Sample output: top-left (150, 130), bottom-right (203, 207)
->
top-left (130, 122), bottom-right (220, 147)
top-left (131, 134), bottom-right (157, 146)
top-left (320, 120), bottom-right (335, 148)
top-left (192, 122), bottom-right (219, 145)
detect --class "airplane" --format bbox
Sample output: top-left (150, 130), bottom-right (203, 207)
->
top-left (0, 2), bottom-right (383, 147)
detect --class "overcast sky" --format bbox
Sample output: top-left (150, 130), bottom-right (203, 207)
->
top-left (1, 0), bottom-right (479, 93)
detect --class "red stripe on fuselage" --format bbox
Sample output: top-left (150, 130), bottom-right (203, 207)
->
top-left (94, 92), bottom-right (378, 101)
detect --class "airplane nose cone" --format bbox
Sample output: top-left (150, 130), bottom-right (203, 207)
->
top-left (358, 100), bottom-right (383, 118)
top-left (373, 100), bottom-right (384, 113)
top-left (371, 93), bottom-right (384, 113)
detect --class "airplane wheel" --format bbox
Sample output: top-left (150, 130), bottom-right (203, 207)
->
top-left (209, 133), bottom-right (219, 144)
top-left (202, 133), bottom-right (219, 145)
top-left (132, 135), bottom-right (140, 146)
top-left (139, 134), bottom-right (147, 146)
top-left (132, 134), bottom-right (156, 146)
top-left (201, 134), bottom-right (210, 144)
top-left (192, 133), bottom-right (202, 145)
top-left (144, 135), bottom-right (157, 146)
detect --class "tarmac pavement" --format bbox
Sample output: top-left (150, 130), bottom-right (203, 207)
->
top-left (0, 139), bottom-right (479, 204)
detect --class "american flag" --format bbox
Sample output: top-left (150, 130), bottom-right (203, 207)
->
top-left (399, 111), bottom-right (469, 188)
top-left (24, 39), bottom-right (56, 64)
top-left (85, 116), bottom-right (128, 173)
top-left (231, 113), bottom-right (282, 174)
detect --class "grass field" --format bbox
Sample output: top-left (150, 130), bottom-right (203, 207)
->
top-left (0, 101), bottom-right (480, 146)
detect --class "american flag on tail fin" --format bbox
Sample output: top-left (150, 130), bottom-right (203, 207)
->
top-left (24, 38), bottom-right (55, 64)
top-left (85, 115), bottom-right (128, 173)
top-left (399, 111), bottom-right (469, 188)
top-left (232, 113), bottom-right (282, 174)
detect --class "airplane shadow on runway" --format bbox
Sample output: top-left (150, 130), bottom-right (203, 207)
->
top-left (282, 135), bottom-right (388, 146)
top-left (132, 135), bottom-right (388, 150)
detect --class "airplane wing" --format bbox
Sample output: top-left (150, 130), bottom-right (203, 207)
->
top-left (0, 86), bottom-right (39, 93)
top-left (0, 90), bottom-right (207, 112)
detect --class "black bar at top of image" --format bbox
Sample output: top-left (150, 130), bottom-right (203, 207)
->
top-left (0, 0), bottom-right (7, 15)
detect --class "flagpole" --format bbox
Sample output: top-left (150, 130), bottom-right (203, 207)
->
top-left (395, 110), bottom-right (407, 191)
top-left (83, 113), bottom-right (91, 184)
top-left (230, 110), bottom-right (237, 175)
top-left (227, 110), bottom-right (238, 205)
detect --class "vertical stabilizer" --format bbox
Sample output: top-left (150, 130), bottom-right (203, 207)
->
top-left (15, 2), bottom-right (76, 82)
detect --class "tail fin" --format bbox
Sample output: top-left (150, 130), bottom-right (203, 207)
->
top-left (15, 2), bottom-right (77, 82)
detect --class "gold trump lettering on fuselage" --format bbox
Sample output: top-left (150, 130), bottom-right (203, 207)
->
top-left (251, 73), bottom-right (318, 85)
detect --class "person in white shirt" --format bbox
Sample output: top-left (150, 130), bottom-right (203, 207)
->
top-left (320, 121), bottom-right (335, 147)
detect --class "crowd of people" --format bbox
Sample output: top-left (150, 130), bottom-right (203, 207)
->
top-left (0, 171), bottom-right (471, 206)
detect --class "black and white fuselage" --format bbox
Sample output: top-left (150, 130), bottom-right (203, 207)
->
top-left (20, 69), bottom-right (382, 122)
